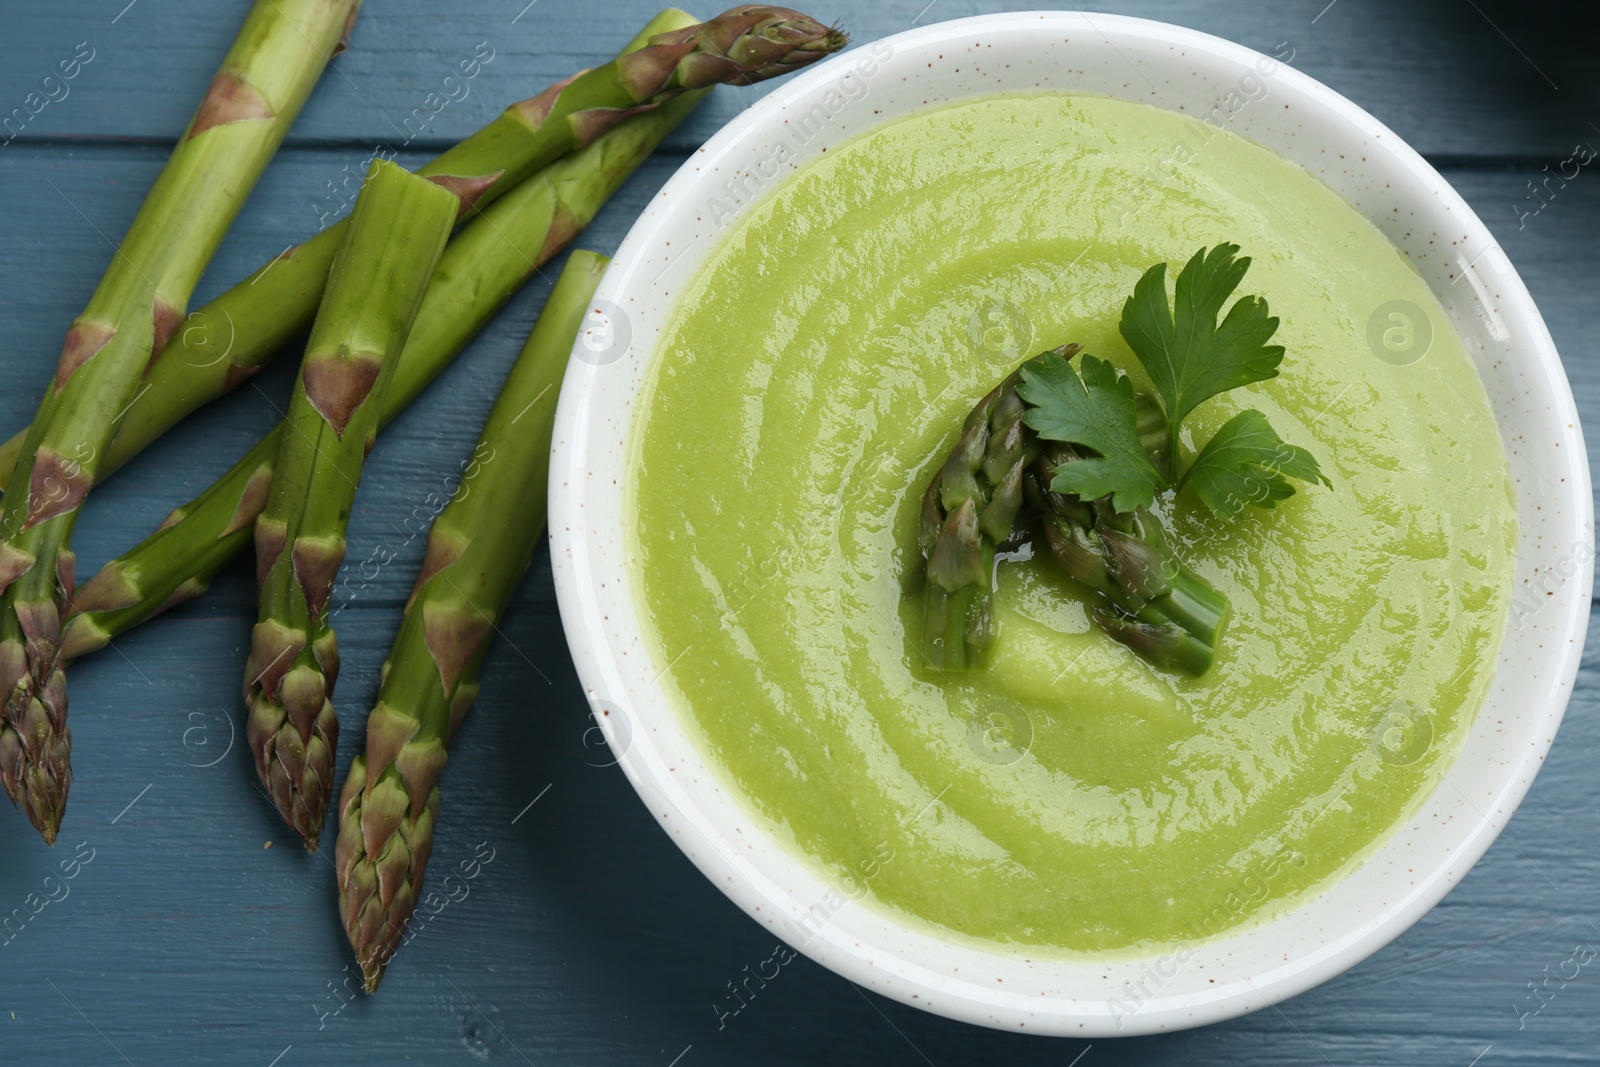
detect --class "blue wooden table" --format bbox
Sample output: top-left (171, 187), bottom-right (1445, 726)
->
top-left (1, 2), bottom-right (1596, 1064)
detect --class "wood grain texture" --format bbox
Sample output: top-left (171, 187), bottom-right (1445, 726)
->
top-left (1, 2), bottom-right (1597, 1066)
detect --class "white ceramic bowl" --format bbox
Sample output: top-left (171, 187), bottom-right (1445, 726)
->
top-left (549, 12), bottom-right (1591, 1036)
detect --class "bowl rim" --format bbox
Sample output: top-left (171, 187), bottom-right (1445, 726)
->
top-left (549, 9), bottom-right (1592, 1037)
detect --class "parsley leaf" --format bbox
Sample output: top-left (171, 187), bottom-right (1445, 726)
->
top-left (1119, 244), bottom-right (1285, 474)
top-left (1183, 409), bottom-right (1331, 518)
top-left (1004, 245), bottom-right (1325, 519)
top-left (1017, 352), bottom-right (1164, 513)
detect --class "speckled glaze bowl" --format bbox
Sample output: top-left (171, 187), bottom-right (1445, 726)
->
top-left (548, 12), bottom-right (1591, 1036)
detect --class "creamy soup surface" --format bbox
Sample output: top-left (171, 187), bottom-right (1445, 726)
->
top-left (630, 94), bottom-right (1515, 953)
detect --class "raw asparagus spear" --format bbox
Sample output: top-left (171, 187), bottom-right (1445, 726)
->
top-left (0, 0), bottom-right (361, 844)
top-left (247, 160), bottom-right (457, 848)
top-left (1027, 450), bottom-right (1227, 677)
top-left (0, 5), bottom-right (847, 490)
top-left (61, 49), bottom-right (710, 661)
top-left (337, 249), bottom-right (607, 993)
top-left (917, 348), bottom-right (1226, 676)
top-left (917, 348), bottom-right (1110, 669)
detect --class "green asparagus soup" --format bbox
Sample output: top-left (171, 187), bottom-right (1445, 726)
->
top-left (630, 94), bottom-right (1515, 952)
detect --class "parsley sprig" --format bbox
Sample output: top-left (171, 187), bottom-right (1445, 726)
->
top-left (1017, 244), bottom-right (1328, 518)
top-left (914, 245), bottom-right (1328, 677)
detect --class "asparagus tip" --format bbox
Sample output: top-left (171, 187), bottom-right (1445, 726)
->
top-left (247, 688), bottom-right (337, 848)
top-left (22, 783), bottom-right (64, 846)
top-left (335, 757), bottom-right (440, 995)
top-left (7, 749), bottom-right (68, 846)
top-left (1, 639), bottom-right (72, 844)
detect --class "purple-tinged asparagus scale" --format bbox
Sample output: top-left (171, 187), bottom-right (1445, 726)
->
top-left (0, 0), bottom-right (361, 843)
top-left (917, 346), bottom-right (1227, 677)
top-left (0, 596), bottom-right (69, 843)
top-left (57, 10), bottom-right (716, 663)
top-left (0, 7), bottom-right (847, 494)
top-left (337, 249), bottom-right (608, 992)
top-left (245, 160), bottom-right (456, 849)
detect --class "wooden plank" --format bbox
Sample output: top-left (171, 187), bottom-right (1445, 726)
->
top-left (1, 3), bottom-right (1598, 1064)
top-left (4, 148), bottom-right (1596, 593)
top-left (0, 0), bottom-right (1593, 161)
top-left (0, 151), bottom-right (1596, 1063)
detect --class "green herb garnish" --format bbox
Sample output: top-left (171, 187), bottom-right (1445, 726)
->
top-left (914, 244), bottom-right (1327, 678)
top-left (1018, 243), bottom-right (1328, 515)
top-left (1015, 352), bottom-right (1163, 513)
top-left (1184, 408), bottom-right (1328, 518)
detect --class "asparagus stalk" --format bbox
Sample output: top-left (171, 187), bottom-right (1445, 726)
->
top-left (336, 249), bottom-right (606, 992)
top-left (916, 348), bottom-right (1226, 676)
top-left (1027, 451), bottom-right (1227, 677)
top-left (61, 35), bottom-right (710, 662)
top-left (915, 364), bottom-right (1039, 672)
top-left (247, 160), bottom-right (457, 848)
top-left (0, 6), bottom-right (847, 490)
top-left (0, 0), bottom-right (360, 844)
